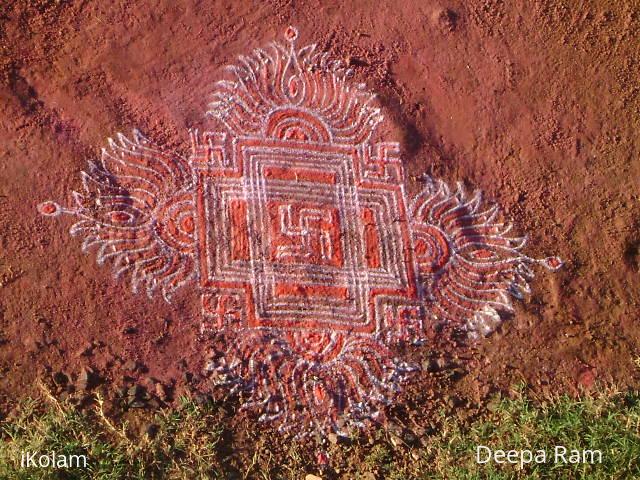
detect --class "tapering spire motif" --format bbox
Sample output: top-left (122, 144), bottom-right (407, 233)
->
top-left (39, 27), bottom-right (562, 436)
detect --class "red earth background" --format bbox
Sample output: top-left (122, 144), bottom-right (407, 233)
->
top-left (0, 0), bottom-right (639, 453)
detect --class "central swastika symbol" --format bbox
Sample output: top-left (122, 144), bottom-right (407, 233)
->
top-left (38, 26), bottom-right (563, 437)
top-left (270, 202), bottom-right (342, 266)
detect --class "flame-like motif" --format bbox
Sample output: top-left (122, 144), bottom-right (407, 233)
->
top-left (38, 27), bottom-right (563, 437)
top-left (208, 26), bottom-right (381, 144)
top-left (38, 131), bottom-right (197, 301)
top-left (411, 177), bottom-right (562, 338)
top-left (206, 330), bottom-right (413, 433)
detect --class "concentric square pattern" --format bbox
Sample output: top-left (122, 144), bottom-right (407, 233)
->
top-left (193, 134), bottom-right (419, 334)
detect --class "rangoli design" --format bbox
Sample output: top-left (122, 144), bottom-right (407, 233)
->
top-left (38, 27), bottom-right (562, 435)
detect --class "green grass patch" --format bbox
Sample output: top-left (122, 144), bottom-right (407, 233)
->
top-left (417, 387), bottom-right (640, 479)
top-left (0, 387), bottom-right (639, 479)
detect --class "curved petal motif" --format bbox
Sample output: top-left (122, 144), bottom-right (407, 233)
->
top-left (38, 131), bottom-right (197, 302)
top-left (205, 330), bottom-right (414, 434)
top-left (207, 26), bottom-right (383, 144)
top-left (37, 27), bottom-right (564, 438)
top-left (410, 177), bottom-right (563, 339)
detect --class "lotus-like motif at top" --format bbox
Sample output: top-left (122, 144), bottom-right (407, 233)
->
top-left (39, 27), bottom-right (562, 436)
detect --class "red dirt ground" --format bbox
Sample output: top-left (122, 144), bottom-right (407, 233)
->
top-left (0, 0), bottom-right (639, 436)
